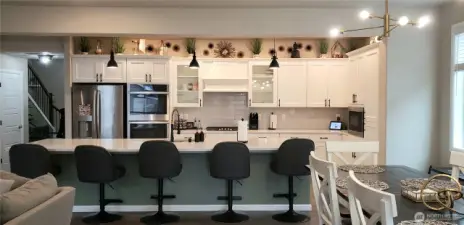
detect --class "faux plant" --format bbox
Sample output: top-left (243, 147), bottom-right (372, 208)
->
top-left (249, 38), bottom-right (263, 55)
top-left (319, 40), bottom-right (329, 54)
top-left (184, 38), bottom-right (196, 54)
top-left (79, 37), bottom-right (91, 53)
top-left (112, 37), bottom-right (125, 54)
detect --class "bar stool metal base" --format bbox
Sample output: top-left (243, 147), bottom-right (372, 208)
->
top-left (140, 211), bottom-right (180, 224)
top-left (211, 210), bottom-right (249, 223)
top-left (82, 211), bottom-right (122, 224)
top-left (272, 210), bottom-right (308, 223)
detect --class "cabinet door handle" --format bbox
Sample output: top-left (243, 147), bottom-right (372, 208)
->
top-left (319, 137), bottom-right (328, 140)
top-left (278, 99), bottom-right (281, 107)
top-left (328, 99), bottom-right (331, 107)
top-left (249, 99), bottom-right (251, 107)
top-left (100, 74), bottom-right (102, 82)
top-left (352, 94), bottom-right (358, 103)
top-left (325, 99), bottom-right (327, 107)
top-left (96, 74), bottom-right (99, 82)
top-left (149, 74), bottom-right (152, 82)
top-left (200, 99), bottom-right (202, 107)
top-left (145, 74), bottom-right (148, 82)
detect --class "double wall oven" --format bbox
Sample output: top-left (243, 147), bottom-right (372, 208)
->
top-left (348, 106), bottom-right (365, 138)
top-left (128, 84), bottom-right (169, 139)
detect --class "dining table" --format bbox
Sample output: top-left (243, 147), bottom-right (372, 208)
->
top-left (334, 165), bottom-right (464, 224)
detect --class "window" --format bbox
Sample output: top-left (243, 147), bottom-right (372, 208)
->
top-left (452, 22), bottom-right (464, 151)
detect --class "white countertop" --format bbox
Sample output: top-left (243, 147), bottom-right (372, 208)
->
top-left (177, 129), bottom-right (349, 135)
top-left (31, 137), bottom-right (293, 154)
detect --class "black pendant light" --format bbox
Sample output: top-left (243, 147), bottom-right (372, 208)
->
top-left (269, 38), bottom-right (279, 69)
top-left (107, 50), bottom-right (118, 68)
top-left (189, 51), bottom-right (199, 69)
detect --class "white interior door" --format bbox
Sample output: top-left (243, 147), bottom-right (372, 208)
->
top-left (0, 70), bottom-right (24, 171)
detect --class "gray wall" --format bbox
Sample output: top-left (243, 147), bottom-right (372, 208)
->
top-left (437, 1), bottom-right (464, 166)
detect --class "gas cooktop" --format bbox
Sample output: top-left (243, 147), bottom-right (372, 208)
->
top-left (206, 126), bottom-right (238, 131)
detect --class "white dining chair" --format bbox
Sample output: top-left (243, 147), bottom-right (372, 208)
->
top-left (449, 150), bottom-right (464, 180)
top-left (309, 151), bottom-right (342, 225)
top-left (326, 141), bottom-right (379, 165)
top-left (347, 170), bottom-right (397, 225)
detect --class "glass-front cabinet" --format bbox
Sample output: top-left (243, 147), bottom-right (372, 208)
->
top-left (171, 60), bottom-right (202, 107)
top-left (248, 61), bottom-right (278, 107)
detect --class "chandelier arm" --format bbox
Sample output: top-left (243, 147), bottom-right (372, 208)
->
top-left (370, 15), bottom-right (384, 20)
top-left (383, 24), bottom-right (399, 36)
top-left (342, 25), bottom-right (385, 33)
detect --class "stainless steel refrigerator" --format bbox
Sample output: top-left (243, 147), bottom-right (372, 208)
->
top-left (72, 84), bottom-right (126, 138)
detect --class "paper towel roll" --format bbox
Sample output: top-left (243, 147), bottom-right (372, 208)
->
top-left (237, 119), bottom-right (248, 143)
top-left (269, 113), bottom-right (277, 130)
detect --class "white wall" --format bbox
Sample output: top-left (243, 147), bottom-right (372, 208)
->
top-left (0, 54), bottom-right (28, 142)
top-left (0, 5), bottom-right (441, 170)
top-left (0, 36), bottom-right (64, 54)
top-left (28, 59), bottom-right (65, 109)
top-left (437, 1), bottom-right (464, 166)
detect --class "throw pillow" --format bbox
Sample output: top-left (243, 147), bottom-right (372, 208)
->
top-left (0, 170), bottom-right (30, 190)
top-left (0, 173), bottom-right (58, 223)
top-left (0, 179), bottom-right (14, 194)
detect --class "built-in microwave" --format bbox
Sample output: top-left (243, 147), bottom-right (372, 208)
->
top-left (348, 107), bottom-right (365, 138)
top-left (128, 121), bottom-right (169, 139)
top-left (128, 84), bottom-right (169, 121)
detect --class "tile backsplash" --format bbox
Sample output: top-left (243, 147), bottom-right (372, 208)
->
top-left (176, 92), bottom-right (348, 130)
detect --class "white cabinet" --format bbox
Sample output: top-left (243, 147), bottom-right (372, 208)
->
top-left (204, 61), bottom-right (248, 80)
top-left (171, 60), bottom-right (202, 107)
top-left (277, 62), bottom-right (307, 107)
top-left (127, 59), bottom-right (168, 83)
top-left (248, 61), bottom-right (278, 107)
top-left (72, 56), bottom-right (126, 83)
top-left (307, 60), bottom-right (350, 108)
top-left (72, 58), bottom-right (100, 83)
top-left (248, 133), bottom-right (279, 139)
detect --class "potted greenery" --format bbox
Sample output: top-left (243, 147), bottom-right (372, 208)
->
top-left (319, 40), bottom-right (329, 58)
top-left (249, 38), bottom-right (262, 58)
top-left (79, 37), bottom-right (91, 55)
top-left (184, 38), bottom-right (196, 57)
top-left (113, 37), bottom-right (125, 55)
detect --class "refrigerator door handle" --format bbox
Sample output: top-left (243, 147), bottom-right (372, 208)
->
top-left (92, 90), bottom-right (97, 138)
top-left (96, 90), bottom-right (101, 138)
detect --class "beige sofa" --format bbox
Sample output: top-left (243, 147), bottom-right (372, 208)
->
top-left (4, 187), bottom-right (76, 225)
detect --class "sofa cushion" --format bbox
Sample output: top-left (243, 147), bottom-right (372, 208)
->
top-left (0, 173), bottom-right (58, 223)
top-left (0, 179), bottom-right (14, 194)
top-left (0, 171), bottom-right (30, 190)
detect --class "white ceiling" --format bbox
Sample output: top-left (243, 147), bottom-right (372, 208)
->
top-left (0, 0), bottom-right (452, 8)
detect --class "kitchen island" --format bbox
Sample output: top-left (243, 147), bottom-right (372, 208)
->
top-left (31, 136), bottom-right (316, 212)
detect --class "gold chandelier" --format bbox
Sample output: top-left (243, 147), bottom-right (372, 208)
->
top-left (329, 0), bottom-right (431, 39)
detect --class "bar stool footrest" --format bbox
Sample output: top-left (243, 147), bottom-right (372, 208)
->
top-left (217, 196), bottom-right (242, 201)
top-left (273, 193), bottom-right (297, 199)
top-left (150, 194), bottom-right (176, 200)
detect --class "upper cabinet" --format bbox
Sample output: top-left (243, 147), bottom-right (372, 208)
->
top-left (277, 62), bottom-right (307, 107)
top-left (248, 61), bottom-right (278, 107)
top-left (171, 59), bottom-right (202, 107)
top-left (72, 56), bottom-right (126, 83)
top-left (127, 59), bottom-right (168, 83)
top-left (307, 60), bottom-right (350, 108)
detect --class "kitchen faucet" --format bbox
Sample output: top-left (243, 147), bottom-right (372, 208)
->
top-left (170, 109), bottom-right (181, 142)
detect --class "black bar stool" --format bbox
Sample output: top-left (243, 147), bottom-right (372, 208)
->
top-left (138, 140), bottom-right (182, 224)
top-left (209, 142), bottom-right (250, 223)
top-left (9, 144), bottom-right (61, 178)
top-left (74, 145), bottom-right (126, 224)
top-left (270, 138), bottom-right (314, 223)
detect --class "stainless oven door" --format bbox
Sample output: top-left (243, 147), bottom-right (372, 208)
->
top-left (129, 84), bottom-right (169, 121)
top-left (128, 121), bottom-right (169, 139)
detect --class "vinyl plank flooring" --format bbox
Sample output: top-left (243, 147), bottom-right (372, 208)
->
top-left (72, 211), bottom-right (320, 225)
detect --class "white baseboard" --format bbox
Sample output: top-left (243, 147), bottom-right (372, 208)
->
top-left (73, 204), bottom-right (312, 213)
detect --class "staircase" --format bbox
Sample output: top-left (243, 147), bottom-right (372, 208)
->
top-left (28, 65), bottom-right (63, 141)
